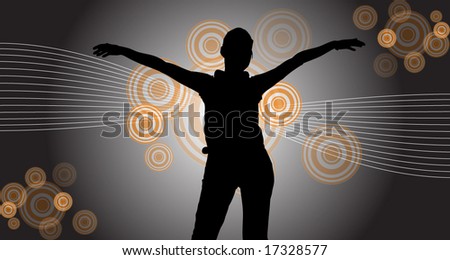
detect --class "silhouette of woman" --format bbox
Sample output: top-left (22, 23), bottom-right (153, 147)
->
top-left (93, 28), bottom-right (364, 239)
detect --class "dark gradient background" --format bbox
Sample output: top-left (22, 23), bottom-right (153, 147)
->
top-left (1, 0), bottom-right (449, 239)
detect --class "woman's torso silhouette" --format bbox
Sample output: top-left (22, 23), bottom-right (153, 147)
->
top-left (191, 69), bottom-right (274, 240)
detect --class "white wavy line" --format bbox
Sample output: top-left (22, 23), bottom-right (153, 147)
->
top-left (290, 137), bottom-right (450, 177)
top-left (0, 60), bottom-right (128, 83)
top-left (301, 98), bottom-right (450, 108)
top-left (301, 93), bottom-right (450, 105)
top-left (0, 96), bottom-right (126, 104)
top-left (0, 67), bottom-right (125, 87)
top-left (0, 74), bottom-right (127, 91)
top-left (0, 104), bottom-right (123, 108)
top-left (0, 89), bottom-right (128, 101)
top-left (0, 52), bottom-right (183, 97)
top-left (283, 121), bottom-right (450, 133)
top-left (0, 82), bottom-right (128, 97)
top-left (0, 45), bottom-right (131, 75)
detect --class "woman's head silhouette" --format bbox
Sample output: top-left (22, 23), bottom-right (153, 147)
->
top-left (221, 28), bottom-right (253, 72)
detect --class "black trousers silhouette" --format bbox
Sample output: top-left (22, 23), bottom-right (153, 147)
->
top-left (192, 146), bottom-right (274, 239)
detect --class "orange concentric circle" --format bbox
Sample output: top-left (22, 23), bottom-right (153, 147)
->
top-left (1, 183), bottom-right (27, 208)
top-left (39, 217), bottom-right (62, 240)
top-left (187, 20), bottom-right (230, 70)
top-left (259, 82), bottom-right (302, 127)
top-left (404, 52), bottom-right (426, 73)
top-left (424, 32), bottom-right (449, 58)
top-left (434, 22), bottom-right (450, 39)
top-left (73, 210), bottom-right (97, 235)
top-left (8, 218), bottom-right (20, 230)
top-left (302, 126), bottom-right (362, 185)
top-left (2, 201), bottom-right (17, 218)
top-left (353, 5), bottom-right (378, 30)
top-left (145, 143), bottom-right (173, 172)
top-left (127, 63), bottom-right (192, 112)
top-left (8, 217), bottom-right (20, 230)
top-left (127, 104), bottom-right (165, 144)
top-left (430, 10), bottom-right (443, 23)
top-left (388, 0), bottom-right (411, 23)
top-left (386, 11), bottom-right (431, 58)
top-left (25, 167), bottom-right (47, 188)
top-left (53, 192), bottom-right (73, 212)
top-left (52, 162), bottom-right (77, 187)
top-left (255, 9), bottom-right (311, 65)
top-left (378, 29), bottom-right (397, 48)
top-left (373, 53), bottom-right (398, 78)
top-left (19, 182), bottom-right (64, 229)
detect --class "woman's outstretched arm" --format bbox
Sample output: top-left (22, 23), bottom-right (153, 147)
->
top-left (93, 43), bottom-right (211, 93)
top-left (252, 38), bottom-right (365, 92)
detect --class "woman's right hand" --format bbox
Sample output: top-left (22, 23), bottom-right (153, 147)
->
top-left (93, 43), bottom-right (125, 57)
top-left (334, 38), bottom-right (366, 51)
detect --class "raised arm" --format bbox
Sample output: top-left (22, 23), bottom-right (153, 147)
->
top-left (93, 43), bottom-right (211, 93)
top-left (252, 38), bottom-right (365, 92)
